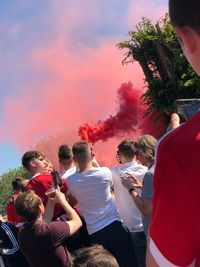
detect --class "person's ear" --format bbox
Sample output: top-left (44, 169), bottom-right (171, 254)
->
top-left (30, 160), bottom-right (36, 168)
top-left (175, 26), bottom-right (196, 54)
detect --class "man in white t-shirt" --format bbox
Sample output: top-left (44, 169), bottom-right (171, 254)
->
top-left (67, 141), bottom-right (138, 267)
top-left (112, 139), bottom-right (147, 267)
top-left (58, 144), bottom-right (76, 179)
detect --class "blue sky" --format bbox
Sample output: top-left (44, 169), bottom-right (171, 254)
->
top-left (0, 0), bottom-right (167, 174)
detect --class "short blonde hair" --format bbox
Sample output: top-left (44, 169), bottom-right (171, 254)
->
top-left (73, 245), bottom-right (119, 267)
top-left (15, 190), bottom-right (42, 222)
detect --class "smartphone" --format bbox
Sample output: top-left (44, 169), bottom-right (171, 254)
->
top-left (51, 170), bottom-right (63, 188)
top-left (174, 99), bottom-right (200, 122)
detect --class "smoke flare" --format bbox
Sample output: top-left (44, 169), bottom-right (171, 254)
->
top-left (79, 82), bottom-right (143, 143)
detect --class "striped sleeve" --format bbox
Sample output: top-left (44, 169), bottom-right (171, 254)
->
top-left (1, 223), bottom-right (19, 255)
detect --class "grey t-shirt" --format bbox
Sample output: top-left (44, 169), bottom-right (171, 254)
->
top-left (141, 164), bottom-right (154, 237)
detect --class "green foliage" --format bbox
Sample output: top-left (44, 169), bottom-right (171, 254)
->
top-left (0, 167), bottom-right (29, 215)
top-left (117, 14), bottom-right (200, 121)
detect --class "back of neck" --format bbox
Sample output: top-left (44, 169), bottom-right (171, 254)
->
top-left (78, 162), bottom-right (93, 172)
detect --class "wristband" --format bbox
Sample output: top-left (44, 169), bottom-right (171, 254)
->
top-left (128, 188), bottom-right (135, 194)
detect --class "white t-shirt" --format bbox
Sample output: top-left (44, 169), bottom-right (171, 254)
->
top-left (67, 167), bottom-right (121, 235)
top-left (112, 162), bottom-right (147, 232)
top-left (60, 167), bottom-right (76, 179)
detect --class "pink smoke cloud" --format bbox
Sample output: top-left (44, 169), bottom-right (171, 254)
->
top-left (1, 0), bottom-right (167, 169)
top-left (2, 39), bottom-right (144, 150)
top-left (127, 0), bottom-right (167, 26)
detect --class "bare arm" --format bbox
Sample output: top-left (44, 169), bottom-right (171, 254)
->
top-left (121, 176), bottom-right (152, 216)
top-left (129, 190), bottom-right (152, 216)
top-left (43, 199), bottom-right (55, 223)
top-left (51, 189), bottom-right (82, 235)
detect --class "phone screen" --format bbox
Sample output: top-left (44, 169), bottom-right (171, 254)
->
top-left (174, 99), bottom-right (200, 121)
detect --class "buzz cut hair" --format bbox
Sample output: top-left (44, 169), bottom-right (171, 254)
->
top-left (72, 141), bottom-right (91, 163)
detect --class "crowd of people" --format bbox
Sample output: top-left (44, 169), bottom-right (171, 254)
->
top-left (1, 0), bottom-right (200, 266)
top-left (0, 135), bottom-right (156, 267)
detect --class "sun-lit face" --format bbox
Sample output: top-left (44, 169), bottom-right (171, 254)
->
top-left (175, 27), bottom-right (200, 76)
top-left (31, 155), bottom-right (48, 174)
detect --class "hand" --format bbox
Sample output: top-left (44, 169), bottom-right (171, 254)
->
top-left (92, 156), bottom-right (100, 167)
top-left (0, 214), bottom-right (4, 222)
top-left (166, 113), bottom-right (180, 132)
top-left (49, 188), bottom-right (68, 205)
top-left (121, 176), bottom-right (134, 191)
top-left (126, 173), bottom-right (143, 189)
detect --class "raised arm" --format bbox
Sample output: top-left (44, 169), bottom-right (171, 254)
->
top-left (48, 189), bottom-right (82, 235)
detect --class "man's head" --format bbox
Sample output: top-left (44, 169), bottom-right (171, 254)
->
top-left (12, 177), bottom-right (26, 192)
top-left (72, 245), bottom-right (119, 267)
top-left (117, 139), bottom-right (137, 164)
top-left (169, 0), bottom-right (200, 75)
top-left (135, 135), bottom-right (157, 167)
top-left (72, 141), bottom-right (92, 165)
top-left (15, 190), bottom-right (44, 223)
top-left (22, 151), bottom-right (47, 174)
top-left (58, 145), bottom-right (74, 169)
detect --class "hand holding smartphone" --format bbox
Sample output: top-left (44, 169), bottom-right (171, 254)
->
top-left (174, 99), bottom-right (200, 122)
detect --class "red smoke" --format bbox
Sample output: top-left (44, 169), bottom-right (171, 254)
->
top-left (79, 82), bottom-right (143, 143)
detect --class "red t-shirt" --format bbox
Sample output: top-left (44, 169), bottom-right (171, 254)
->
top-left (6, 194), bottom-right (23, 225)
top-left (19, 221), bottom-right (70, 267)
top-left (150, 111), bottom-right (200, 266)
top-left (26, 174), bottom-right (68, 218)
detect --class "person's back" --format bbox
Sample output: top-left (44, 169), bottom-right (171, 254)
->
top-left (112, 163), bottom-right (146, 231)
top-left (6, 178), bottom-right (27, 227)
top-left (15, 189), bottom-right (82, 267)
top-left (19, 221), bottom-right (70, 267)
top-left (147, 1), bottom-right (200, 266)
top-left (68, 166), bottom-right (120, 234)
top-left (68, 141), bottom-right (138, 267)
top-left (112, 140), bottom-right (147, 233)
top-left (112, 140), bottom-right (147, 267)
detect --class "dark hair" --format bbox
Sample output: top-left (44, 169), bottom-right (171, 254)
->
top-left (15, 190), bottom-right (42, 222)
top-left (118, 140), bottom-right (137, 159)
top-left (12, 177), bottom-right (25, 191)
top-left (22, 151), bottom-right (45, 170)
top-left (169, 0), bottom-right (200, 33)
top-left (58, 145), bottom-right (73, 164)
top-left (73, 245), bottom-right (119, 267)
top-left (72, 141), bottom-right (91, 163)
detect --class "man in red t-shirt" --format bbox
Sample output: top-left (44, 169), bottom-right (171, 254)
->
top-left (15, 189), bottom-right (82, 267)
top-left (6, 178), bottom-right (25, 226)
top-left (147, 1), bottom-right (200, 266)
top-left (22, 151), bottom-right (68, 219)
